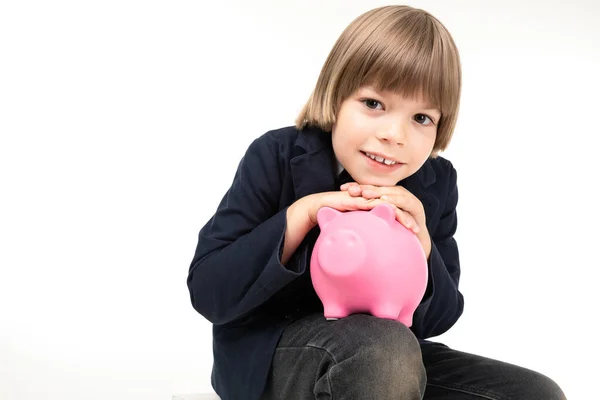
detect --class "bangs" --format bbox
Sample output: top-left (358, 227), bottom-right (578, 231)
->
top-left (336, 11), bottom-right (459, 115)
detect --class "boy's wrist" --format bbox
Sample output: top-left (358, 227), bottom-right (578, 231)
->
top-left (298, 194), bottom-right (320, 229)
top-left (282, 197), bottom-right (318, 266)
top-left (417, 229), bottom-right (432, 260)
top-left (288, 197), bottom-right (316, 232)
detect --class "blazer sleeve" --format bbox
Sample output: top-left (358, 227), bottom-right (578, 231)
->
top-left (411, 161), bottom-right (464, 339)
top-left (186, 135), bottom-right (307, 325)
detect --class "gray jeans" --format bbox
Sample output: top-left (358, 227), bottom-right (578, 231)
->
top-left (260, 313), bottom-right (566, 399)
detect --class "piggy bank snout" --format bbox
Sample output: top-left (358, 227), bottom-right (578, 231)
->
top-left (317, 229), bottom-right (366, 277)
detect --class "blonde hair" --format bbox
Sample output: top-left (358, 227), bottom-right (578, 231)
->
top-left (295, 5), bottom-right (462, 156)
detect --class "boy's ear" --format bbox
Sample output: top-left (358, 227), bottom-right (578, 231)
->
top-left (316, 207), bottom-right (341, 228)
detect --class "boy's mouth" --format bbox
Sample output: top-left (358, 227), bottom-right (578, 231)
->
top-left (361, 151), bottom-right (403, 166)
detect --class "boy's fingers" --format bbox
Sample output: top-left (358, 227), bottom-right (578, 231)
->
top-left (339, 193), bottom-right (367, 209)
top-left (329, 192), bottom-right (419, 233)
top-left (395, 208), bottom-right (420, 233)
top-left (356, 197), bottom-right (382, 210)
top-left (347, 185), bottom-right (363, 197)
top-left (340, 183), bottom-right (365, 197)
top-left (380, 194), bottom-right (418, 216)
top-left (361, 189), bottom-right (378, 199)
top-left (340, 182), bottom-right (359, 191)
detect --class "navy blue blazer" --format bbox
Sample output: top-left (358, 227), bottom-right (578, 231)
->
top-left (187, 125), bottom-right (464, 400)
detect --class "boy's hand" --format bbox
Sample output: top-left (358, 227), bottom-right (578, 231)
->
top-left (340, 182), bottom-right (431, 259)
top-left (299, 190), bottom-right (386, 227)
top-left (283, 191), bottom-right (387, 265)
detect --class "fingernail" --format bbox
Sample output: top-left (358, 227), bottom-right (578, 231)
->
top-left (380, 195), bottom-right (388, 200)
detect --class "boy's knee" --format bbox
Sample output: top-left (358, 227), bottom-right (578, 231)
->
top-left (359, 315), bottom-right (422, 364)
top-left (358, 323), bottom-right (424, 388)
top-left (354, 342), bottom-right (425, 391)
top-left (327, 315), bottom-right (426, 398)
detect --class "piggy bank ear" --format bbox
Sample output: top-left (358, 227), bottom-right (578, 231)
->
top-left (316, 207), bottom-right (341, 228)
top-left (369, 203), bottom-right (396, 223)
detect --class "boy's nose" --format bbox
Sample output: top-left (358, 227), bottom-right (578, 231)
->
top-left (376, 122), bottom-right (407, 146)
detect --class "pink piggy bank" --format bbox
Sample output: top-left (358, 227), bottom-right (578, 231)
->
top-left (310, 203), bottom-right (428, 327)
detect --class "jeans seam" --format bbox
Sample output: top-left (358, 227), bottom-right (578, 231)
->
top-left (327, 370), bottom-right (334, 400)
top-left (277, 344), bottom-right (339, 364)
top-left (426, 381), bottom-right (506, 400)
top-left (276, 345), bottom-right (337, 400)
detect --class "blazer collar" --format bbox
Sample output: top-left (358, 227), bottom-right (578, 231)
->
top-left (290, 127), bottom-right (337, 200)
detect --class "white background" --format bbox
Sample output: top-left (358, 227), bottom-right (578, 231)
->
top-left (1, 0), bottom-right (599, 399)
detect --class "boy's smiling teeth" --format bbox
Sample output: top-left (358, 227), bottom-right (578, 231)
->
top-left (363, 151), bottom-right (398, 165)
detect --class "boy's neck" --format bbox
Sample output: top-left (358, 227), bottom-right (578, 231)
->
top-left (336, 160), bottom-right (344, 176)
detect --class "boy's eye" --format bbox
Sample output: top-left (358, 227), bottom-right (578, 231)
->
top-left (414, 113), bottom-right (435, 126)
top-left (362, 99), bottom-right (383, 110)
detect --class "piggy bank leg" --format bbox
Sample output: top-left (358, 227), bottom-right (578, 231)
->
top-left (370, 303), bottom-right (401, 320)
top-left (323, 302), bottom-right (349, 321)
top-left (397, 312), bottom-right (413, 327)
top-left (397, 307), bottom-right (416, 327)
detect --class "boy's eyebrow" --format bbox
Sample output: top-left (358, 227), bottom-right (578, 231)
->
top-left (422, 105), bottom-right (441, 113)
top-left (401, 98), bottom-right (440, 112)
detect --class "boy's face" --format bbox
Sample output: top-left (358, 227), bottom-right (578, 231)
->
top-left (332, 85), bottom-right (441, 187)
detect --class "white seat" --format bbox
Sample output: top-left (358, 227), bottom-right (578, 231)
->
top-left (172, 394), bottom-right (220, 400)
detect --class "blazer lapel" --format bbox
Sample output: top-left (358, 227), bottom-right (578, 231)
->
top-left (400, 160), bottom-right (440, 233)
top-left (290, 127), bottom-right (337, 199)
